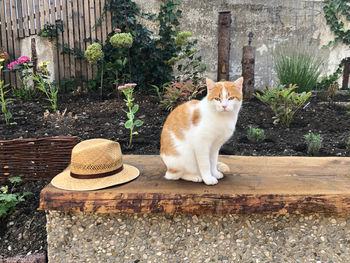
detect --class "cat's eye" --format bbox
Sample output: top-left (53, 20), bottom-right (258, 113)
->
top-left (228, 97), bottom-right (235, 100)
top-left (214, 97), bottom-right (221, 101)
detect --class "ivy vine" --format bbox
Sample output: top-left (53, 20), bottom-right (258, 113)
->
top-left (322, 0), bottom-right (350, 85)
top-left (323, 0), bottom-right (350, 46)
top-left (101, 0), bottom-right (182, 91)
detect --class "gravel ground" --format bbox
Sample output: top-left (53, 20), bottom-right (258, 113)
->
top-left (47, 211), bottom-right (350, 263)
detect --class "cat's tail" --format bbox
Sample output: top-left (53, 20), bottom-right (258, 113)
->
top-left (217, 162), bottom-right (230, 174)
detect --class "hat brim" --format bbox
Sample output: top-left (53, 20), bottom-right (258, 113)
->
top-left (51, 164), bottom-right (140, 191)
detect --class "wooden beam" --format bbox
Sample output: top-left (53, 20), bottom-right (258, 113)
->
top-left (242, 46), bottom-right (255, 100)
top-left (217, 11), bottom-right (231, 81)
top-left (39, 155), bottom-right (350, 215)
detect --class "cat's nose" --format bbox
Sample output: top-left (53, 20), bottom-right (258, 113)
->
top-left (222, 105), bottom-right (227, 109)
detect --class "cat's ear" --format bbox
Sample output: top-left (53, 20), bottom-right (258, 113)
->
top-left (206, 78), bottom-right (215, 90)
top-left (234, 77), bottom-right (244, 90)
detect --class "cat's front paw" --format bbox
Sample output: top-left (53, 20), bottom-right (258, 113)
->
top-left (203, 176), bottom-right (218, 185)
top-left (212, 170), bottom-right (224, 179)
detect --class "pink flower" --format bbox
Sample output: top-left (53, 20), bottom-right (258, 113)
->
top-left (8, 61), bottom-right (19, 70)
top-left (17, 56), bottom-right (30, 64)
top-left (117, 83), bottom-right (137, 90)
top-left (124, 83), bottom-right (137, 87)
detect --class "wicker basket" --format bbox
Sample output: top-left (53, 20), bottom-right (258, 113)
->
top-left (0, 136), bottom-right (78, 182)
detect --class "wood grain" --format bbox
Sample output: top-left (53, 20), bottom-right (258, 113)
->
top-left (39, 155), bottom-right (350, 215)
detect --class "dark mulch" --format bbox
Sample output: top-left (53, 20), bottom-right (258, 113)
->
top-left (0, 90), bottom-right (350, 258)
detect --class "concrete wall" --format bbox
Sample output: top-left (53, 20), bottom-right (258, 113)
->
top-left (20, 35), bottom-right (56, 83)
top-left (134, 0), bottom-right (349, 88)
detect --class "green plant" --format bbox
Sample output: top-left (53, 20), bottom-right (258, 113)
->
top-left (85, 43), bottom-right (105, 98)
top-left (273, 42), bottom-right (324, 93)
top-left (304, 132), bottom-right (323, 156)
top-left (0, 177), bottom-right (32, 218)
top-left (255, 84), bottom-right (312, 128)
top-left (38, 24), bottom-right (57, 38)
top-left (168, 31), bottom-right (206, 84)
top-left (108, 32), bottom-right (133, 90)
top-left (102, 0), bottom-right (182, 90)
top-left (118, 83), bottom-right (143, 148)
top-left (347, 136), bottom-right (350, 152)
top-left (323, 0), bottom-right (350, 46)
top-left (32, 62), bottom-right (58, 112)
top-left (0, 58), bottom-right (14, 125)
top-left (150, 82), bottom-right (170, 102)
top-left (323, 0), bottom-right (349, 84)
top-left (247, 126), bottom-right (265, 144)
top-left (6, 56), bottom-right (37, 100)
top-left (160, 80), bottom-right (205, 111)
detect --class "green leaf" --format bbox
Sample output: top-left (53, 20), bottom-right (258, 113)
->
top-left (134, 119), bottom-right (143, 127)
top-left (9, 177), bottom-right (21, 184)
top-left (131, 104), bottom-right (139, 113)
top-left (124, 120), bottom-right (133, 129)
top-left (127, 112), bottom-right (134, 120)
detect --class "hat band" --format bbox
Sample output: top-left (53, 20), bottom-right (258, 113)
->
top-left (70, 165), bottom-right (124, 179)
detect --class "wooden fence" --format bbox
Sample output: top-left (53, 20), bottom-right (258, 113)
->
top-left (0, 0), bottom-right (112, 89)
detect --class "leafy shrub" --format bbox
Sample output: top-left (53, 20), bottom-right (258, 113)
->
top-left (160, 81), bottom-right (206, 111)
top-left (101, 0), bottom-right (181, 92)
top-left (168, 31), bottom-right (206, 84)
top-left (273, 42), bottom-right (324, 93)
top-left (7, 56), bottom-right (37, 100)
top-left (247, 126), bottom-right (265, 144)
top-left (304, 132), bottom-right (323, 156)
top-left (255, 84), bottom-right (311, 128)
top-left (0, 177), bottom-right (32, 218)
top-left (347, 136), bottom-right (350, 153)
top-left (84, 43), bottom-right (104, 64)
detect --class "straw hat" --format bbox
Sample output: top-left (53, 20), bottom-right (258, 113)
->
top-left (51, 138), bottom-right (139, 191)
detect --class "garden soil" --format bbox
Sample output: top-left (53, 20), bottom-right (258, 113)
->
top-left (0, 91), bottom-right (350, 258)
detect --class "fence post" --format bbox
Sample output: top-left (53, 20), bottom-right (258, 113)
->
top-left (242, 33), bottom-right (255, 100)
top-left (217, 11), bottom-right (231, 81)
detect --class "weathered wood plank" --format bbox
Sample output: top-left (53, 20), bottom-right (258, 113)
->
top-left (53, 0), bottom-right (61, 84)
top-left (56, 0), bottom-right (63, 86)
top-left (39, 0), bottom-right (45, 31)
top-left (33, 0), bottom-right (40, 32)
top-left (94, 0), bottom-right (101, 42)
top-left (39, 155), bottom-right (350, 215)
top-left (28, 0), bottom-right (35, 34)
top-left (84, 0), bottom-right (92, 81)
top-left (16, 0), bottom-right (24, 38)
top-left (0, 0), bottom-right (10, 84)
top-left (44, 0), bottom-right (50, 25)
top-left (61, 0), bottom-right (70, 80)
top-left (10, 0), bottom-right (20, 65)
top-left (5, 0), bottom-right (16, 85)
top-left (78, 0), bottom-right (86, 87)
top-left (89, 0), bottom-right (96, 80)
top-left (72, 0), bottom-right (80, 78)
top-left (22, 0), bottom-right (30, 36)
top-left (67, 0), bottom-right (74, 77)
top-left (100, 0), bottom-right (107, 45)
top-left (105, 1), bottom-right (112, 35)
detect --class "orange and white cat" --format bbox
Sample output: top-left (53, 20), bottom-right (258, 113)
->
top-left (160, 77), bottom-right (243, 185)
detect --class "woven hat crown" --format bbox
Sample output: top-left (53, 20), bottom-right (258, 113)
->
top-left (70, 139), bottom-right (123, 175)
